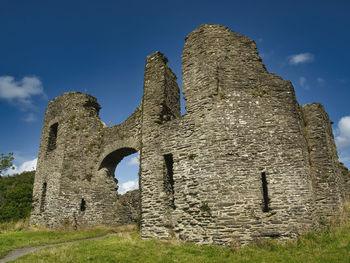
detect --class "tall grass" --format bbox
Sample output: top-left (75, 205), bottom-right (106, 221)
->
top-left (0, 218), bottom-right (31, 232)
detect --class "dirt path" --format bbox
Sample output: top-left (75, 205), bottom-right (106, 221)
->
top-left (0, 233), bottom-right (116, 263)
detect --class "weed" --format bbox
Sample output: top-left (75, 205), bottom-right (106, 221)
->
top-left (199, 202), bottom-right (211, 215)
top-left (219, 92), bottom-right (228, 99)
top-left (251, 85), bottom-right (267, 98)
top-left (188, 154), bottom-right (196, 160)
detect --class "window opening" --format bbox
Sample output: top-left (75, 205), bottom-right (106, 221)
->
top-left (164, 154), bottom-right (175, 209)
top-left (261, 172), bottom-right (270, 212)
top-left (80, 198), bottom-right (86, 211)
top-left (47, 122), bottom-right (58, 151)
top-left (40, 182), bottom-right (47, 212)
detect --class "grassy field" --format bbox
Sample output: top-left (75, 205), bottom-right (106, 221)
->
top-left (1, 210), bottom-right (350, 263)
top-left (0, 221), bottom-right (349, 262)
top-left (0, 219), bottom-right (121, 259)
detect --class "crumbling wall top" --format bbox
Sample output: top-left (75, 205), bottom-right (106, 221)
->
top-left (182, 24), bottom-right (268, 112)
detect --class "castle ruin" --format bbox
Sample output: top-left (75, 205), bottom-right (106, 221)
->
top-left (30, 24), bottom-right (350, 245)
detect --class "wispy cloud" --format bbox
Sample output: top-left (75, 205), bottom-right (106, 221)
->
top-left (119, 180), bottom-right (138, 194)
top-left (23, 113), bottom-right (37, 122)
top-left (6, 158), bottom-right (37, 176)
top-left (299, 76), bottom-right (310, 90)
top-left (288, 53), bottom-right (315, 65)
top-left (127, 156), bottom-right (139, 166)
top-left (335, 116), bottom-right (350, 149)
top-left (0, 75), bottom-right (45, 108)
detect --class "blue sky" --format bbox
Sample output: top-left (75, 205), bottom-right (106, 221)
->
top-left (1, 0), bottom-right (349, 191)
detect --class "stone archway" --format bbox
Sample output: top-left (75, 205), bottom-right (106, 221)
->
top-left (98, 147), bottom-right (140, 224)
top-left (99, 147), bottom-right (138, 177)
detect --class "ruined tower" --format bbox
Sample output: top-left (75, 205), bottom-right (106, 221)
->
top-left (31, 24), bottom-right (349, 245)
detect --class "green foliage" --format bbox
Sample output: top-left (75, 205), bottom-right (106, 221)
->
top-left (219, 92), bottom-right (228, 100)
top-left (0, 171), bottom-right (35, 222)
top-left (199, 202), bottom-right (211, 215)
top-left (251, 85), bottom-right (268, 98)
top-left (0, 152), bottom-right (14, 176)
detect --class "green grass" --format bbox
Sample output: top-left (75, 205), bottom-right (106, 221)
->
top-left (0, 220), bottom-right (122, 259)
top-left (6, 223), bottom-right (350, 263)
top-left (2, 209), bottom-right (350, 263)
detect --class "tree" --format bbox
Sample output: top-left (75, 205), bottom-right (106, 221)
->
top-left (0, 170), bottom-right (35, 222)
top-left (0, 152), bottom-right (15, 176)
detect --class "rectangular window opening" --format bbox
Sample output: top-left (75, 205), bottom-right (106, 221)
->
top-left (164, 154), bottom-right (175, 209)
top-left (40, 182), bottom-right (47, 213)
top-left (47, 122), bottom-right (58, 152)
top-left (80, 198), bottom-right (86, 211)
top-left (261, 172), bottom-right (270, 212)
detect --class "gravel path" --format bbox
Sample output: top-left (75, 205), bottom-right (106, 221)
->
top-left (0, 233), bottom-right (116, 263)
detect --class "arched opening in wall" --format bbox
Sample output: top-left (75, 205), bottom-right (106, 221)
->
top-left (99, 147), bottom-right (140, 223)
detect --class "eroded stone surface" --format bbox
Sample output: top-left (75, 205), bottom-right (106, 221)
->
top-left (30, 24), bottom-right (350, 246)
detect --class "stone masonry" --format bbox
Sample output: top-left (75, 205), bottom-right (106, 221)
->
top-left (30, 24), bottom-right (350, 245)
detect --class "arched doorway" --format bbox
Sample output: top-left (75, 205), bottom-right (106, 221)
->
top-left (98, 147), bottom-right (140, 224)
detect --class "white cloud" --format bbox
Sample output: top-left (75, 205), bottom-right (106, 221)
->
top-left (127, 156), bottom-right (139, 166)
top-left (6, 158), bottom-right (37, 176)
top-left (335, 116), bottom-right (350, 149)
top-left (119, 180), bottom-right (138, 194)
top-left (23, 113), bottom-right (37, 122)
top-left (338, 150), bottom-right (350, 169)
top-left (288, 53), bottom-right (314, 65)
top-left (0, 76), bottom-right (45, 107)
top-left (299, 76), bottom-right (310, 90)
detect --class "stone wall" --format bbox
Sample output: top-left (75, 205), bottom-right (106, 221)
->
top-left (30, 92), bottom-right (142, 228)
top-left (145, 24), bottom-right (315, 244)
top-left (140, 52), bottom-right (181, 238)
top-left (301, 103), bottom-right (344, 222)
top-left (31, 24), bottom-right (347, 245)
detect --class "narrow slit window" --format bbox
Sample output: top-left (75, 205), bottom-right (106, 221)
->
top-left (164, 154), bottom-right (175, 209)
top-left (40, 182), bottom-right (47, 212)
top-left (47, 122), bottom-right (58, 151)
top-left (261, 172), bottom-right (270, 212)
top-left (80, 198), bottom-right (86, 211)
